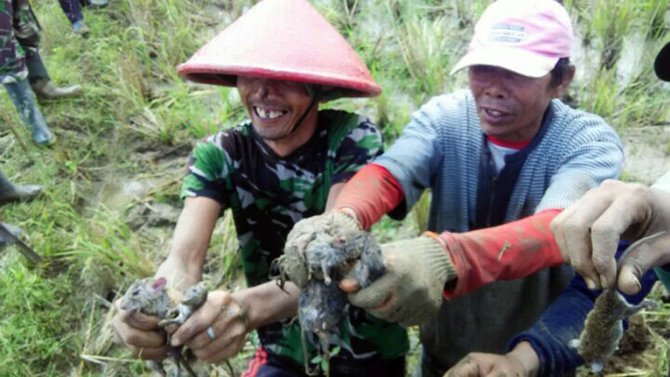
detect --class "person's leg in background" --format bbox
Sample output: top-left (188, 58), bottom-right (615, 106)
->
top-left (25, 49), bottom-right (81, 100)
top-left (2, 75), bottom-right (55, 145)
top-left (57, 0), bottom-right (89, 35)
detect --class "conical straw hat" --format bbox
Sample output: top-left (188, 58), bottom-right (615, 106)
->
top-left (177, 0), bottom-right (380, 99)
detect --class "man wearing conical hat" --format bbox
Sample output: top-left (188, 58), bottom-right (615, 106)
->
top-left (111, 0), bottom-right (408, 375)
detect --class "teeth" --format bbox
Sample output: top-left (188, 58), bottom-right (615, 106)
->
top-left (487, 109), bottom-right (503, 117)
top-left (256, 107), bottom-right (286, 119)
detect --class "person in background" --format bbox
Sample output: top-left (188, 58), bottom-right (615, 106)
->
top-left (57, 0), bottom-right (109, 36)
top-left (284, 0), bottom-right (623, 376)
top-left (2, 0), bottom-right (54, 144)
top-left (0, 169), bottom-right (42, 247)
top-left (18, 0), bottom-right (82, 100)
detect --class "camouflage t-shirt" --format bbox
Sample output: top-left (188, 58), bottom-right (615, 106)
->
top-left (0, 0), bottom-right (39, 80)
top-left (181, 109), bottom-right (409, 368)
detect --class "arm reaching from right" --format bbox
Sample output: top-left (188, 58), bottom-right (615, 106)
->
top-left (551, 178), bottom-right (670, 294)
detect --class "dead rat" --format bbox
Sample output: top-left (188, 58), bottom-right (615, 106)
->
top-left (120, 277), bottom-right (206, 377)
top-left (574, 288), bottom-right (656, 373)
top-left (159, 282), bottom-right (208, 327)
top-left (277, 230), bottom-right (385, 375)
top-left (573, 234), bottom-right (662, 373)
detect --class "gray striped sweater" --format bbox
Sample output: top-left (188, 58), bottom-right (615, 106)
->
top-left (375, 89), bottom-right (624, 373)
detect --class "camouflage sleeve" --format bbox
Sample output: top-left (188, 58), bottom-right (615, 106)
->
top-left (12, 0), bottom-right (39, 49)
top-left (331, 116), bottom-right (383, 184)
top-left (180, 132), bottom-right (235, 208)
top-left (0, 0), bottom-right (26, 78)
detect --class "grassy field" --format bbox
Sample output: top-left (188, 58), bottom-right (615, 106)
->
top-left (0, 0), bottom-right (669, 375)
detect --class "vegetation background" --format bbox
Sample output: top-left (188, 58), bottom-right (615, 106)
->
top-left (1, 0), bottom-right (669, 375)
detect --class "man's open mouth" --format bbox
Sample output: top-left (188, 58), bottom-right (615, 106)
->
top-left (254, 106), bottom-right (288, 120)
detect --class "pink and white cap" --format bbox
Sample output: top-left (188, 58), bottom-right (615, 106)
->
top-left (451, 0), bottom-right (573, 78)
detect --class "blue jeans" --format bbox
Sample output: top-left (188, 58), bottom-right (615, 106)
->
top-left (3, 77), bottom-right (53, 144)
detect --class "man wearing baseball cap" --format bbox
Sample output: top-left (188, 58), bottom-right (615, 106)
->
top-left (111, 0), bottom-right (410, 375)
top-left (444, 40), bottom-right (670, 376)
top-left (285, 0), bottom-right (623, 375)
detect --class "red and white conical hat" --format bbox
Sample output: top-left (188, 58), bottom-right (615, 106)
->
top-left (177, 0), bottom-right (381, 99)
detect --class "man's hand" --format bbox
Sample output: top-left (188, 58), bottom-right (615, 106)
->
top-left (340, 235), bottom-right (457, 326)
top-left (551, 179), bottom-right (670, 294)
top-left (444, 353), bottom-right (528, 377)
top-left (169, 290), bottom-right (248, 363)
top-left (282, 210), bottom-right (360, 287)
top-left (111, 299), bottom-right (170, 360)
top-left (444, 343), bottom-right (539, 377)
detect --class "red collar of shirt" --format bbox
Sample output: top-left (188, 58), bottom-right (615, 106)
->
top-left (487, 135), bottom-right (531, 150)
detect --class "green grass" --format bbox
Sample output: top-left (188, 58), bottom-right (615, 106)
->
top-left (1, 0), bottom-right (669, 375)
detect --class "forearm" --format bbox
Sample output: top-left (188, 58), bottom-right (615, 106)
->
top-left (156, 197), bottom-right (221, 292)
top-left (507, 342), bottom-right (540, 377)
top-left (440, 209), bottom-right (564, 298)
top-left (231, 281), bottom-right (300, 330)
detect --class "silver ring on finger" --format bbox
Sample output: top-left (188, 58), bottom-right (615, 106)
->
top-left (206, 326), bottom-right (216, 341)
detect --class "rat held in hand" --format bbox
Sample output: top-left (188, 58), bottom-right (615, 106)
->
top-left (278, 230), bottom-right (385, 374)
top-left (574, 289), bottom-right (656, 373)
top-left (120, 278), bottom-right (208, 377)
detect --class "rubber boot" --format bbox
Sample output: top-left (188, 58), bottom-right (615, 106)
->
top-left (0, 223), bottom-right (22, 248)
top-left (31, 79), bottom-right (82, 100)
top-left (2, 77), bottom-right (55, 145)
top-left (0, 171), bottom-right (43, 205)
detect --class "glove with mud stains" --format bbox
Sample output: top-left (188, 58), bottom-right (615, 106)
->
top-left (348, 211), bottom-right (569, 327)
top-left (344, 235), bottom-right (457, 327)
top-left (281, 210), bottom-right (361, 288)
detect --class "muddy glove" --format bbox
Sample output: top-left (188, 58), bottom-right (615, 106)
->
top-left (346, 211), bottom-right (567, 326)
top-left (281, 210), bottom-right (360, 288)
top-left (345, 235), bottom-right (457, 326)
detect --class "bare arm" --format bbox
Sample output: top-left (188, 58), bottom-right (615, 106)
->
top-left (232, 281), bottom-right (300, 329)
top-left (155, 196), bottom-right (221, 292)
top-left (171, 183), bottom-right (345, 362)
top-left (112, 196), bottom-right (222, 359)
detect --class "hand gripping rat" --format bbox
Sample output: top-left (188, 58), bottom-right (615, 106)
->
top-left (120, 278), bottom-right (208, 377)
top-left (277, 229), bottom-right (385, 375)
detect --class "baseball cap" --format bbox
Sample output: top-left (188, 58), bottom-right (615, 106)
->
top-left (655, 41), bottom-right (670, 82)
top-left (451, 0), bottom-right (573, 78)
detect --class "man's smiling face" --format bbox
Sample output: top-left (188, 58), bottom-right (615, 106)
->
top-left (237, 77), bottom-right (314, 142)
